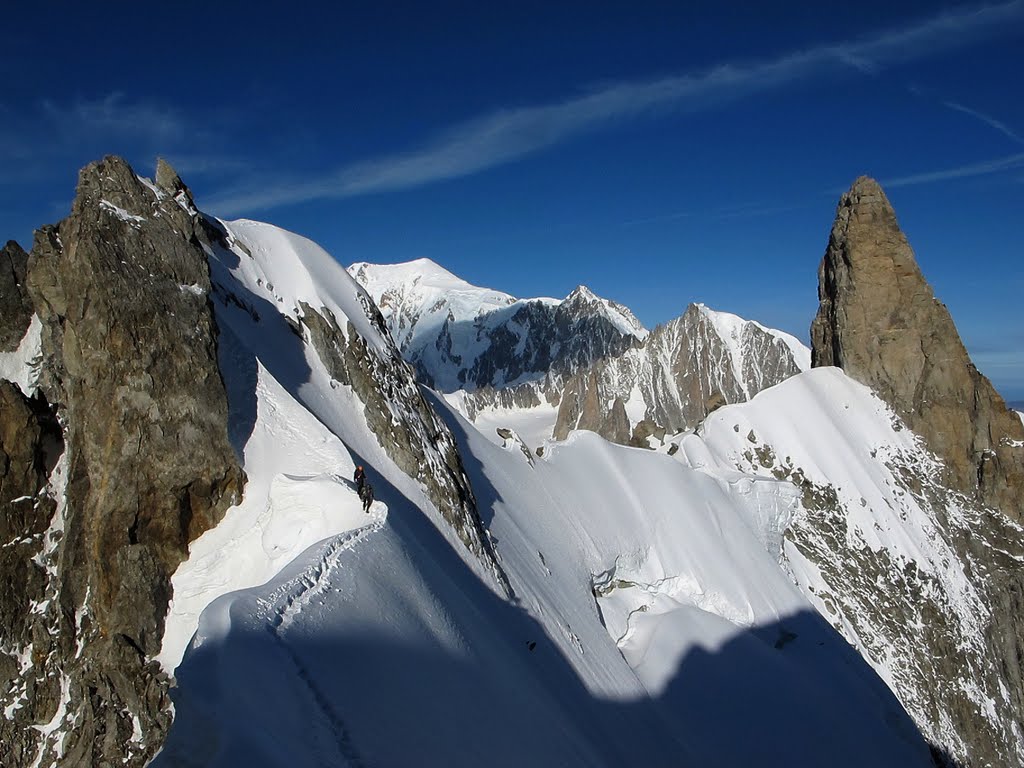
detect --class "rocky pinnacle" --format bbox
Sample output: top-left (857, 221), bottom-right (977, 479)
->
top-left (811, 176), bottom-right (1024, 517)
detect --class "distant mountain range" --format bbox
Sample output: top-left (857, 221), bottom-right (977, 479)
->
top-left (350, 259), bottom-right (808, 447)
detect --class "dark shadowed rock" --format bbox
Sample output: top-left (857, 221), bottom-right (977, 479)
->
top-left (1, 156), bottom-right (245, 766)
top-left (0, 240), bottom-right (33, 351)
top-left (811, 176), bottom-right (1024, 516)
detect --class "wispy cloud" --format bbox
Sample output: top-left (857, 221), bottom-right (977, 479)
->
top-left (40, 92), bottom-right (186, 142)
top-left (882, 151), bottom-right (1024, 187)
top-left (206, 0), bottom-right (1024, 215)
top-left (942, 100), bottom-right (1024, 144)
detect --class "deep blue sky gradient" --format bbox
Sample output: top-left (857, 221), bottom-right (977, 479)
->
top-left (2, 1), bottom-right (1022, 396)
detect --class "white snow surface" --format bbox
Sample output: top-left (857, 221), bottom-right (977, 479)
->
top-left (0, 313), bottom-right (43, 395)
top-left (157, 226), bottom-right (933, 766)
top-left (226, 219), bottom-right (392, 354)
top-left (349, 257), bottom-right (521, 352)
top-left (160, 220), bottom-right (498, 672)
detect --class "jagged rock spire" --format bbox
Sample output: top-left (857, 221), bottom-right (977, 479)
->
top-left (811, 176), bottom-right (1024, 516)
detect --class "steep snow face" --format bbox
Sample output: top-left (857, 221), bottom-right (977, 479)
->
top-left (0, 313), bottom-right (42, 395)
top-left (672, 368), bottom-right (1024, 766)
top-left (694, 303), bottom-right (811, 385)
top-left (220, 220), bottom-right (392, 354)
top-left (159, 374), bottom-right (932, 768)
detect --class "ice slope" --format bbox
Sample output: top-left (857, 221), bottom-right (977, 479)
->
top-left (670, 366), bottom-right (1018, 756)
top-left (675, 366), bottom-right (980, 647)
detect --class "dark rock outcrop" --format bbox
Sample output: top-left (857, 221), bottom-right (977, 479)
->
top-left (1, 157), bottom-right (244, 766)
top-left (811, 176), bottom-right (1024, 516)
top-left (0, 240), bottom-right (33, 351)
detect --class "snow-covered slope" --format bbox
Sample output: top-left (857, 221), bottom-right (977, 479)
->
top-left (158, 376), bottom-right (932, 767)
top-left (671, 368), bottom-right (1024, 765)
top-left (151, 227), bottom-right (943, 767)
top-left (160, 219), bottom-right (508, 672)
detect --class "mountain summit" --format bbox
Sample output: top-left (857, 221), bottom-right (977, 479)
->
top-left (811, 175), bottom-right (1024, 515)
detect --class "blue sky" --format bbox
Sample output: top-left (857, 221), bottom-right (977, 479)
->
top-left (3, 1), bottom-right (1023, 398)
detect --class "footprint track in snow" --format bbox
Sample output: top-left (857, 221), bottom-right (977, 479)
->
top-left (253, 504), bottom-right (387, 767)
top-left (261, 506), bottom-right (387, 634)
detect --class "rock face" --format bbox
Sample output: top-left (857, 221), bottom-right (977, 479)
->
top-left (0, 382), bottom-right (62, 766)
top-left (811, 176), bottom-right (1024, 515)
top-left (0, 240), bottom-right (33, 350)
top-left (1, 157), bottom-right (244, 766)
top-left (553, 303), bottom-right (808, 442)
top-left (807, 176), bottom-right (1024, 767)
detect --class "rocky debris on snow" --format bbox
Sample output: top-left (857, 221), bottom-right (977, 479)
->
top-left (0, 156), bottom-right (245, 767)
top-left (811, 176), bottom-right (1024, 516)
top-left (0, 240), bottom-right (33, 351)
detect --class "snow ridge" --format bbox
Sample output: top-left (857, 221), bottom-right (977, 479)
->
top-left (262, 507), bottom-right (387, 635)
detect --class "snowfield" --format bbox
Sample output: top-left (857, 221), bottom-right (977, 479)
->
top-left (152, 222), bottom-right (938, 766)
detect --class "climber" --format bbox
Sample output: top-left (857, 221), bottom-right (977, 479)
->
top-left (354, 465), bottom-right (365, 493)
top-left (361, 482), bottom-right (374, 513)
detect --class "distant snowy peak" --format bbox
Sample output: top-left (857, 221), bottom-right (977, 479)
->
top-left (349, 259), bottom-right (646, 393)
top-left (564, 284), bottom-right (648, 340)
top-left (349, 258), bottom-right (810, 445)
top-left (552, 301), bottom-right (810, 442)
top-left (694, 303), bottom-right (811, 373)
top-left (348, 258), bottom-right (517, 353)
